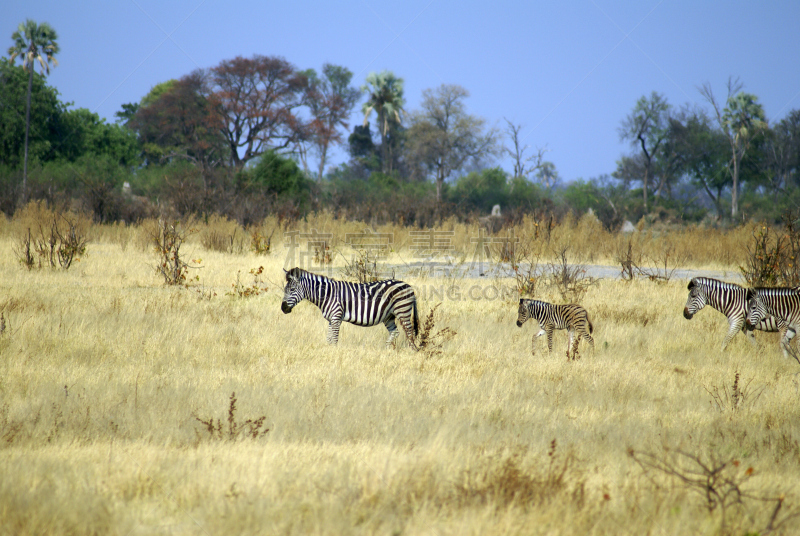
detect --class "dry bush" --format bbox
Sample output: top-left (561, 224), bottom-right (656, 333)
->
top-left (227, 266), bottom-right (268, 299)
top-left (341, 248), bottom-right (387, 283)
top-left (416, 303), bottom-right (457, 357)
top-left (198, 215), bottom-right (247, 254)
top-left (546, 246), bottom-right (598, 304)
top-left (629, 445), bottom-right (800, 535)
top-left (193, 392), bottom-right (269, 442)
top-left (12, 202), bottom-right (89, 270)
top-left (704, 371), bottom-right (765, 414)
top-left (147, 219), bottom-right (199, 285)
top-left (454, 440), bottom-right (582, 510)
top-left (740, 213), bottom-right (800, 287)
top-left (250, 228), bottom-right (274, 255)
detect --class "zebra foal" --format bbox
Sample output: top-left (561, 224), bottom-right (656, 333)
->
top-left (745, 287), bottom-right (800, 362)
top-left (683, 277), bottom-right (787, 351)
top-left (516, 299), bottom-right (594, 360)
top-left (281, 267), bottom-right (419, 350)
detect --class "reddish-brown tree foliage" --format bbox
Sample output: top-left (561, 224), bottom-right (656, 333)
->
top-left (208, 55), bottom-right (308, 168)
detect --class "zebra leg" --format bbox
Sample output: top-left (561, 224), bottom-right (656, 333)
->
top-left (782, 328), bottom-right (800, 364)
top-left (723, 318), bottom-right (746, 351)
top-left (567, 330), bottom-right (577, 360)
top-left (326, 318), bottom-right (342, 345)
top-left (584, 331), bottom-right (595, 355)
top-left (545, 326), bottom-right (555, 353)
top-left (384, 317), bottom-right (399, 349)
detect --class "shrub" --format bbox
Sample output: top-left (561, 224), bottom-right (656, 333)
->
top-left (12, 202), bottom-right (89, 270)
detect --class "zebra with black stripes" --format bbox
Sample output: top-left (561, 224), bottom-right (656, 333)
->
top-left (281, 267), bottom-right (419, 350)
top-left (683, 277), bottom-right (787, 351)
top-left (516, 299), bottom-right (594, 360)
top-left (745, 287), bottom-right (800, 362)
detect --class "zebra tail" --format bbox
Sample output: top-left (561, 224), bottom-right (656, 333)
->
top-left (588, 317), bottom-right (594, 334)
top-left (413, 299), bottom-right (419, 338)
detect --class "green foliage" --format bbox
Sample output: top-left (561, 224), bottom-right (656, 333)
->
top-left (451, 167), bottom-right (508, 213)
top-left (56, 108), bottom-right (140, 167)
top-left (0, 59), bottom-right (62, 168)
top-left (240, 151), bottom-right (310, 200)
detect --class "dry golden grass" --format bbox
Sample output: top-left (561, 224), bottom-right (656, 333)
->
top-left (1, 214), bottom-right (800, 535)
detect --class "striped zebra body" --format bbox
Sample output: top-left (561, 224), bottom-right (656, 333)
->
top-left (281, 267), bottom-right (419, 350)
top-left (745, 287), bottom-right (800, 361)
top-left (516, 299), bottom-right (594, 360)
top-left (683, 277), bottom-right (787, 351)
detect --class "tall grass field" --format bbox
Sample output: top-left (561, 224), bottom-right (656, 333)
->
top-left (1, 210), bottom-right (799, 535)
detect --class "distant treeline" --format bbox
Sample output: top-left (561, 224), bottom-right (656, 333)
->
top-left (2, 56), bottom-right (799, 229)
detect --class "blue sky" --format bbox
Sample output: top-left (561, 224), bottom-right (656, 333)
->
top-left (7, 1), bottom-right (800, 183)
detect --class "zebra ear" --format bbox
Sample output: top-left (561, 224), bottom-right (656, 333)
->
top-left (519, 298), bottom-right (524, 304)
top-left (687, 280), bottom-right (695, 290)
top-left (745, 288), bottom-right (754, 301)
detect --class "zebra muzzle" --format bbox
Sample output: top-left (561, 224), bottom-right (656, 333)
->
top-left (281, 302), bottom-right (293, 314)
top-left (683, 308), bottom-right (693, 320)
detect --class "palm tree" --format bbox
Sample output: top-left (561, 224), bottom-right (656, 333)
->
top-left (8, 19), bottom-right (60, 203)
top-left (722, 92), bottom-right (766, 218)
top-left (361, 71), bottom-right (405, 174)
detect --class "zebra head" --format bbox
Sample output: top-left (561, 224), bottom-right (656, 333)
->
top-left (516, 299), bottom-right (531, 327)
top-left (281, 268), bottom-right (305, 314)
top-left (683, 279), bottom-right (707, 320)
top-left (745, 288), bottom-right (768, 330)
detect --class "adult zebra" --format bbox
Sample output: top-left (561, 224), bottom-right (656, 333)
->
top-left (745, 287), bottom-right (800, 362)
top-left (281, 267), bottom-right (419, 350)
top-left (683, 277), bottom-right (787, 351)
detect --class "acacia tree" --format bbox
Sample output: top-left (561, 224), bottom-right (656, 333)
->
top-left (406, 84), bottom-right (498, 202)
top-left (699, 78), bottom-right (767, 218)
top-left (618, 92), bottom-right (670, 213)
top-left (302, 64), bottom-right (361, 179)
top-left (362, 71), bottom-right (405, 174)
top-left (8, 19), bottom-right (59, 202)
top-left (209, 55), bottom-right (308, 168)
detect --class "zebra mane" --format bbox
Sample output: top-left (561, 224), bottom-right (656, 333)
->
top-left (749, 286), bottom-right (800, 296)
top-left (689, 277), bottom-right (742, 292)
top-left (285, 267), bottom-right (335, 284)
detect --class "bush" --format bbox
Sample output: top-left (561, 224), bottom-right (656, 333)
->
top-left (12, 202), bottom-right (89, 270)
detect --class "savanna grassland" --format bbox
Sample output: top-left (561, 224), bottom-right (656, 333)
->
top-left (1, 210), bottom-right (800, 536)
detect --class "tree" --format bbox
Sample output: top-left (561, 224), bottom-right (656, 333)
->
top-left (618, 92), bottom-right (670, 212)
top-left (362, 71), bottom-right (405, 175)
top-left (209, 55), bottom-right (309, 168)
top-left (503, 118), bottom-right (546, 179)
top-left (302, 64), bottom-right (361, 179)
top-left (57, 107), bottom-right (140, 167)
top-left (0, 57), bottom-right (62, 170)
top-left (764, 109), bottom-right (800, 195)
top-left (534, 161), bottom-right (560, 189)
top-left (406, 84), bottom-right (498, 202)
top-left (130, 71), bottom-right (227, 178)
top-left (665, 109), bottom-right (730, 216)
top-left (699, 78), bottom-right (767, 218)
top-left (8, 19), bottom-right (60, 202)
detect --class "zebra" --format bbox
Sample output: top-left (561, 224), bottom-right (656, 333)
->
top-left (745, 287), bottom-right (800, 362)
top-left (516, 299), bottom-right (594, 360)
top-left (683, 277), bottom-right (787, 351)
top-left (281, 267), bottom-right (419, 350)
